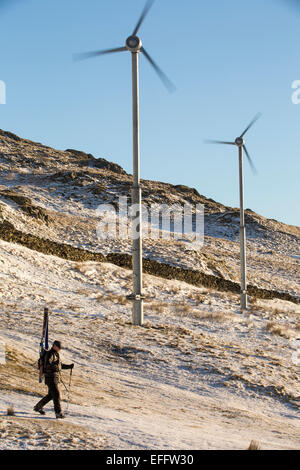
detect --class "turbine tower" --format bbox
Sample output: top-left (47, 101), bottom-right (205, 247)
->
top-left (74, 0), bottom-right (174, 326)
top-left (207, 113), bottom-right (261, 311)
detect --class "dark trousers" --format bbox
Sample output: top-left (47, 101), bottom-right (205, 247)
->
top-left (35, 377), bottom-right (62, 414)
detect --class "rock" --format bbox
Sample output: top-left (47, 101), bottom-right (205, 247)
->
top-left (0, 129), bottom-right (21, 142)
top-left (0, 190), bottom-right (51, 224)
top-left (91, 158), bottom-right (126, 175)
top-left (65, 149), bottom-right (126, 175)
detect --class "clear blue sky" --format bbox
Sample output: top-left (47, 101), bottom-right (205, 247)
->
top-left (1, 0), bottom-right (299, 226)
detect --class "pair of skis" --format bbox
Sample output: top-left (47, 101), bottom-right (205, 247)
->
top-left (39, 307), bottom-right (49, 383)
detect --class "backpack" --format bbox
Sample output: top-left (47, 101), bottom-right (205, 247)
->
top-left (38, 348), bottom-right (49, 374)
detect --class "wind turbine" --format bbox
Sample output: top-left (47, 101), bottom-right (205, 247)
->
top-left (74, 0), bottom-right (174, 326)
top-left (206, 113), bottom-right (261, 311)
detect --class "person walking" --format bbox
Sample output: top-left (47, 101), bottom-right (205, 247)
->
top-left (34, 340), bottom-right (74, 419)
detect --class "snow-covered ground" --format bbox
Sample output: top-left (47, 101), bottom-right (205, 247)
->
top-left (0, 240), bottom-right (300, 450)
top-left (0, 130), bottom-right (299, 449)
top-left (0, 129), bottom-right (299, 298)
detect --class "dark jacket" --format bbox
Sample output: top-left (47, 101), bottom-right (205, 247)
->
top-left (43, 348), bottom-right (72, 382)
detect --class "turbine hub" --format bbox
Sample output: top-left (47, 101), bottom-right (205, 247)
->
top-left (235, 137), bottom-right (244, 147)
top-left (126, 35), bottom-right (142, 52)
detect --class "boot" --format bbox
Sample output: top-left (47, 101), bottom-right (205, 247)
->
top-left (55, 412), bottom-right (65, 419)
top-left (34, 406), bottom-right (46, 416)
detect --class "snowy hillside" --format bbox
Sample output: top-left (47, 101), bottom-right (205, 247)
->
top-left (0, 129), bottom-right (299, 450)
top-left (0, 129), bottom-right (299, 300)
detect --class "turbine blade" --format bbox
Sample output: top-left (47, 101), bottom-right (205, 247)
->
top-left (73, 47), bottom-right (126, 62)
top-left (141, 47), bottom-right (176, 93)
top-left (133, 0), bottom-right (155, 36)
top-left (240, 113), bottom-right (262, 138)
top-left (205, 140), bottom-right (235, 145)
top-left (243, 145), bottom-right (257, 174)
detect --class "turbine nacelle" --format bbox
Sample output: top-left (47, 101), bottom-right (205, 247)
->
top-left (126, 35), bottom-right (142, 53)
top-left (235, 137), bottom-right (244, 147)
top-left (73, 0), bottom-right (175, 92)
top-left (205, 113), bottom-right (261, 175)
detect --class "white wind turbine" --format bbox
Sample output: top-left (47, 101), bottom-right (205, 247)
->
top-left (206, 113), bottom-right (261, 311)
top-left (74, 0), bottom-right (175, 326)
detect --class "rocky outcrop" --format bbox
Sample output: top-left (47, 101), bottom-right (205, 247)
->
top-left (65, 149), bottom-right (126, 175)
top-left (0, 190), bottom-right (51, 224)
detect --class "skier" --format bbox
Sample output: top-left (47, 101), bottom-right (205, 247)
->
top-left (34, 340), bottom-right (74, 419)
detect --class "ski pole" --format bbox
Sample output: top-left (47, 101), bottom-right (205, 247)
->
top-left (66, 368), bottom-right (73, 415)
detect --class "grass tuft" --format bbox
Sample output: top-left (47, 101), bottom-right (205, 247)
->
top-left (247, 440), bottom-right (261, 450)
top-left (7, 406), bottom-right (15, 416)
top-left (265, 321), bottom-right (291, 339)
